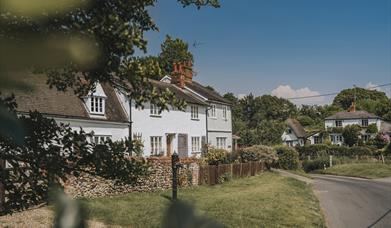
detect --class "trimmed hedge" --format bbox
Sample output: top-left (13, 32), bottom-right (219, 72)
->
top-left (275, 146), bottom-right (300, 170)
top-left (238, 145), bottom-right (278, 169)
top-left (296, 144), bottom-right (375, 158)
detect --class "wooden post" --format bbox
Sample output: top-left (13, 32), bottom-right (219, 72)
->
top-left (329, 155), bottom-right (333, 168)
top-left (0, 159), bottom-right (5, 213)
top-left (381, 154), bottom-right (385, 164)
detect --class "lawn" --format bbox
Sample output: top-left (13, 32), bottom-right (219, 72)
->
top-left (82, 172), bottom-right (325, 227)
top-left (315, 163), bottom-right (391, 179)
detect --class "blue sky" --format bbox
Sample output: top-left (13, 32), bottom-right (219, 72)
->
top-left (144, 0), bottom-right (391, 104)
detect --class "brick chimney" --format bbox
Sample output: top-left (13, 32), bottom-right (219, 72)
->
top-left (347, 101), bottom-right (356, 112)
top-left (171, 61), bottom-right (193, 89)
top-left (171, 62), bottom-right (186, 89)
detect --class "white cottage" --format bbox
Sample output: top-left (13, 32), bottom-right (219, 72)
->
top-left (281, 118), bottom-right (307, 147)
top-left (325, 110), bottom-right (381, 145)
top-left (13, 67), bottom-right (232, 158)
top-left (12, 75), bottom-right (130, 144)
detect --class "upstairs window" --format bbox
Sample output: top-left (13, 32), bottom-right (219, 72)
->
top-left (222, 106), bottom-right (227, 120)
top-left (150, 103), bottom-right (161, 116)
top-left (362, 119), bottom-right (369, 127)
top-left (287, 128), bottom-right (292, 134)
top-left (208, 104), bottom-right (216, 118)
top-left (90, 97), bottom-right (105, 114)
top-left (335, 120), bottom-right (342, 127)
top-left (191, 105), bottom-right (199, 120)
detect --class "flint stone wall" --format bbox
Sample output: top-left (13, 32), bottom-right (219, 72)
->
top-left (64, 157), bottom-right (199, 198)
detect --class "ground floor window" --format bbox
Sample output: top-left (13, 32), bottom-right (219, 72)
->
top-left (362, 134), bottom-right (371, 142)
top-left (150, 136), bottom-right (163, 155)
top-left (331, 134), bottom-right (343, 143)
top-left (93, 135), bottom-right (112, 144)
top-left (191, 137), bottom-right (201, 153)
top-left (314, 136), bottom-right (322, 144)
top-left (216, 137), bottom-right (227, 149)
top-left (133, 132), bottom-right (143, 141)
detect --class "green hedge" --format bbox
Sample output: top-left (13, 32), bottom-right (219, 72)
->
top-left (238, 145), bottom-right (278, 169)
top-left (296, 144), bottom-right (375, 158)
top-left (275, 146), bottom-right (300, 170)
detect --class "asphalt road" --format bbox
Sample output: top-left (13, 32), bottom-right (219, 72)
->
top-left (312, 175), bottom-right (391, 228)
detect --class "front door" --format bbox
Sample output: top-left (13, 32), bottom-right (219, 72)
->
top-left (177, 134), bottom-right (188, 158)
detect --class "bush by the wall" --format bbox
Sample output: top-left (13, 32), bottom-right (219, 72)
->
top-left (238, 145), bottom-right (278, 169)
top-left (204, 149), bottom-right (230, 165)
top-left (275, 146), bottom-right (300, 170)
top-left (297, 144), bottom-right (375, 158)
top-left (302, 157), bottom-right (331, 172)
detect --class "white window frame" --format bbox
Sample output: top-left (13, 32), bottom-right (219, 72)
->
top-left (335, 120), bottom-right (342, 127)
top-left (191, 137), bottom-right (201, 153)
top-left (150, 103), bottom-right (161, 117)
top-left (362, 119), bottom-right (369, 127)
top-left (208, 104), bottom-right (216, 118)
top-left (191, 105), bottom-right (199, 120)
top-left (93, 135), bottom-right (112, 144)
top-left (133, 132), bottom-right (143, 142)
top-left (222, 105), bottom-right (227, 120)
top-left (314, 136), bottom-right (321, 144)
top-left (150, 136), bottom-right (163, 155)
top-left (89, 96), bottom-right (105, 115)
top-left (216, 137), bottom-right (227, 149)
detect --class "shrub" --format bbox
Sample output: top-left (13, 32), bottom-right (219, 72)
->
top-left (302, 157), bottom-right (331, 172)
top-left (275, 146), bottom-right (300, 170)
top-left (238, 145), bottom-right (278, 168)
top-left (386, 143), bottom-right (391, 155)
top-left (366, 124), bottom-right (378, 134)
top-left (297, 144), bottom-right (376, 158)
top-left (204, 149), bottom-right (230, 165)
top-left (342, 124), bottom-right (361, 147)
top-left (373, 133), bottom-right (390, 149)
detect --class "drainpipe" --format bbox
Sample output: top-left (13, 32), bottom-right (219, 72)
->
top-left (205, 105), bottom-right (211, 155)
top-left (128, 97), bottom-right (133, 155)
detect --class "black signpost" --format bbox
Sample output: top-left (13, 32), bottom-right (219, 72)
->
top-left (171, 152), bottom-right (182, 201)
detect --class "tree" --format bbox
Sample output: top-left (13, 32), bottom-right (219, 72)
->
top-left (342, 125), bottom-right (361, 147)
top-left (1, 0), bottom-right (220, 110)
top-left (158, 35), bottom-right (194, 77)
top-left (0, 0), bottom-right (221, 214)
top-left (333, 88), bottom-right (391, 121)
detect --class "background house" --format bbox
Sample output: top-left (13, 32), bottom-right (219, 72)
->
top-left (325, 110), bottom-right (382, 145)
top-left (281, 118), bottom-right (306, 147)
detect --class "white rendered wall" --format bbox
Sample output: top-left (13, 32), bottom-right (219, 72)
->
top-left (130, 102), bottom-right (207, 157)
top-left (207, 102), bottom-right (233, 151)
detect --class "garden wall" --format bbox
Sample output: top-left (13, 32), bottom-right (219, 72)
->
top-left (64, 157), bottom-right (199, 198)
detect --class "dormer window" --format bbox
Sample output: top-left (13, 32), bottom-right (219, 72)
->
top-left (89, 96), bottom-right (105, 115)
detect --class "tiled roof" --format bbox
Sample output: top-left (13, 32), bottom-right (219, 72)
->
top-left (6, 72), bottom-right (128, 123)
top-left (325, 111), bottom-right (379, 120)
top-left (150, 80), bottom-right (208, 106)
top-left (287, 118), bottom-right (307, 138)
top-left (185, 81), bottom-right (232, 105)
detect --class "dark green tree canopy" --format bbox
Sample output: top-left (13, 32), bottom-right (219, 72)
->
top-left (333, 87), bottom-right (389, 110)
top-left (158, 35), bottom-right (194, 76)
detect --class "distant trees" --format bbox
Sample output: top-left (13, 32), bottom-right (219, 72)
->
top-left (333, 88), bottom-right (391, 121)
top-left (224, 93), bottom-right (295, 146)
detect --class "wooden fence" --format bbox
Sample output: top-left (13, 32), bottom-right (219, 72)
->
top-left (198, 161), bottom-right (265, 185)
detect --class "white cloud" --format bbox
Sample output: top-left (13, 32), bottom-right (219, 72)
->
top-left (366, 82), bottom-right (391, 98)
top-left (365, 82), bottom-right (379, 91)
top-left (271, 85), bottom-right (326, 105)
top-left (237, 93), bottom-right (247, 99)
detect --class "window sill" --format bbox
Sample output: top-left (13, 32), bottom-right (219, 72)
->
top-left (191, 118), bottom-right (200, 121)
top-left (191, 151), bottom-right (201, 154)
top-left (150, 115), bottom-right (162, 118)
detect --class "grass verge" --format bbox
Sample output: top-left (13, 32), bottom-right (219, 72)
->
top-left (82, 172), bottom-right (325, 227)
top-left (314, 163), bottom-right (391, 179)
